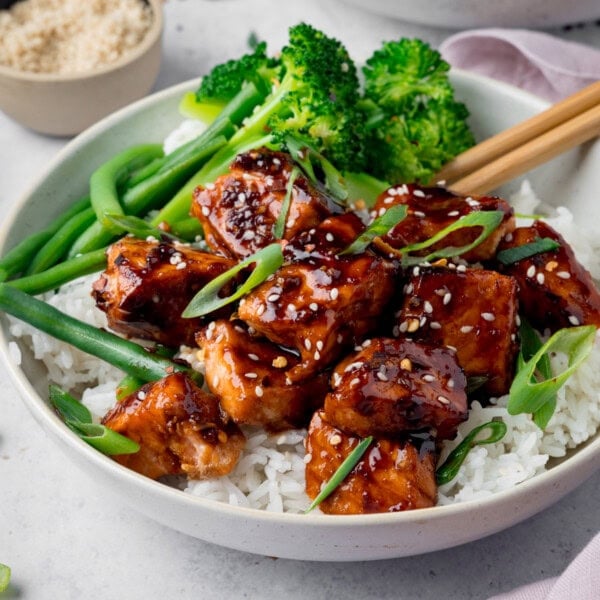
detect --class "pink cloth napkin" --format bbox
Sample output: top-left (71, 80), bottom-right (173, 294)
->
top-left (439, 28), bottom-right (600, 101)
top-left (488, 533), bottom-right (600, 600)
top-left (440, 29), bottom-right (600, 600)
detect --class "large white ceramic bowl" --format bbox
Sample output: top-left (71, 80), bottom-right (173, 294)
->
top-left (341, 0), bottom-right (600, 29)
top-left (1, 72), bottom-right (600, 561)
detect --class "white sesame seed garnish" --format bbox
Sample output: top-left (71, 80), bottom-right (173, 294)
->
top-left (412, 266), bottom-right (420, 277)
top-left (481, 312), bottom-right (495, 322)
top-left (248, 353), bottom-right (259, 361)
top-left (316, 340), bottom-right (324, 351)
top-left (504, 232), bottom-right (513, 242)
top-left (460, 325), bottom-right (474, 333)
top-left (304, 338), bottom-right (312, 351)
top-left (255, 385), bottom-right (264, 397)
top-left (456, 264), bottom-right (467, 273)
top-left (399, 320), bottom-right (409, 333)
top-left (272, 158), bottom-right (281, 166)
top-left (350, 377), bottom-right (360, 387)
top-left (413, 210), bottom-right (426, 218)
top-left (242, 230), bottom-right (256, 241)
top-left (438, 395), bottom-right (450, 405)
top-left (447, 210), bottom-right (459, 217)
top-left (344, 361), bottom-right (364, 373)
top-left (362, 339), bottom-right (372, 348)
top-left (267, 293), bottom-right (280, 302)
top-left (405, 283), bottom-right (414, 294)
top-left (330, 288), bottom-right (339, 300)
top-left (256, 304), bottom-right (266, 316)
top-left (333, 373), bottom-right (342, 387)
top-left (557, 271), bottom-right (571, 279)
top-left (245, 372), bottom-right (258, 379)
top-left (422, 374), bottom-right (435, 383)
top-left (443, 292), bottom-right (452, 305)
top-left (448, 378), bottom-right (455, 389)
top-left (536, 272), bottom-right (545, 284)
top-left (313, 350), bottom-right (321, 361)
top-left (383, 197), bottom-right (394, 204)
top-left (413, 189), bottom-right (426, 198)
top-left (515, 315), bottom-right (521, 326)
top-left (378, 207), bottom-right (387, 217)
top-left (337, 334), bottom-right (344, 344)
top-left (330, 434), bottom-right (342, 446)
top-left (430, 321), bottom-right (442, 329)
top-left (526, 265), bottom-right (536, 278)
top-left (376, 371), bottom-right (388, 382)
top-left (423, 301), bottom-right (433, 314)
top-left (392, 326), bottom-right (400, 336)
top-left (325, 233), bottom-right (335, 242)
top-left (201, 206), bottom-right (210, 216)
top-left (568, 315), bottom-right (581, 326)
top-left (303, 453), bottom-right (313, 464)
top-left (175, 262), bottom-right (187, 270)
top-left (137, 391), bottom-right (147, 400)
top-left (309, 302), bottom-right (319, 311)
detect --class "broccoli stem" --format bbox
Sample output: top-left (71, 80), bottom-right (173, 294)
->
top-left (0, 283), bottom-right (195, 383)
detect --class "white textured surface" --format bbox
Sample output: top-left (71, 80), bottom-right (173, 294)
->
top-left (1, 1), bottom-right (600, 598)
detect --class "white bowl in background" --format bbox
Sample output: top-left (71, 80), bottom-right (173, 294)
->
top-left (341, 0), bottom-right (600, 29)
top-left (1, 72), bottom-right (599, 561)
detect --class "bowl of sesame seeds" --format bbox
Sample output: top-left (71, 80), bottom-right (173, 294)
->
top-left (0, 0), bottom-right (163, 136)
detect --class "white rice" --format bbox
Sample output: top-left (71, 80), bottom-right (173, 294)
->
top-left (7, 179), bottom-right (600, 513)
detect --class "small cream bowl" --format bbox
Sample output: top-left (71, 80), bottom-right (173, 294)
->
top-left (0, 0), bottom-right (163, 136)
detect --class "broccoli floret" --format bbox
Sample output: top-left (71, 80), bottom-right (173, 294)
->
top-left (195, 41), bottom-right (279, 103)
top-left (361, 38), bottom-right (475, 184)
top-left (195, 23), bottom-right (365, 188)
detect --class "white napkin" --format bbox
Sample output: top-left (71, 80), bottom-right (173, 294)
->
top-left (439, 28), bottom-right (600, 101)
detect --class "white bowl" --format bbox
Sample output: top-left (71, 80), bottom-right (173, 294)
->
top-left (1, 72), bottom-right (599, 561)
top-left (341, 0), bottom-right (600, 29)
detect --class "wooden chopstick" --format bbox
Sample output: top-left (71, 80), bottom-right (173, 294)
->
top-left (436, 81), bottom-right (600, 196)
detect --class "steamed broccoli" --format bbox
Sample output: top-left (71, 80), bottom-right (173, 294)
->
top-left (193, 23), bottom-right (365, 187)
top-left (361, 38), bottom-right (475, 185)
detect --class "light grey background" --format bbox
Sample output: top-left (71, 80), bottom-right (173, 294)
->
top-left (1, 1), bottom-right (599, 598)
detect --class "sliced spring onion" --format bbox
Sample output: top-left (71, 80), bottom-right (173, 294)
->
top-left (339, 204), bottom-right (408, 255)
top-left (50, 385), bottom-right (139, 455)
top-left (304, 435), bottom-right (373, 514)
top-left (496, 237), bottom-right (560, 266)
top-left (398, 210), bottom-right (504, 265)
top-left (508, 325), bottom-right (597, 427)
top-left (273, 166), bottom-right (300, 239)
top-left (182, 243), bottom-right (284, 318)
top-left (0, 563), bottom-right (10, 593)
top-left (103, 214), bottom-right (180, 242)
top-left (436, 420), bottom-right (507, 485)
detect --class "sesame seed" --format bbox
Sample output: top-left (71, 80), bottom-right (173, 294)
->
top-left (309, 302), bottom-right (318, 311)
top-left (447, 210), bottom-right (460, 217)
top-left (256, 304), bottom-right (266, 316)
top-left (344, 361), bottom-right (364, 373)
top-left (201, 206), bottom-right (210, 216)
top-left (456, 264), bottom-right (467, 273)
top-left (536, 272), bottom-right (545, 284)
top-left (430, 321), bottom-right (442, 329)
top-left (303, 453), bottom-right (313, 464)
top-left (330, 434), bottom-right (342, 446)
top-left (400, 358), bottom-right (412, 371)
top-left (526, 265), bottom-right (536, 278)
top-left (267, 293), bottom-right (280, 302)
top-left (568, 315), bottom-right (580, 326)
top-left (438, 395), bottom-right (450, 405)
top-left (333, 373), bottom-right (342, 387)
top-left (287, 303), bottom-right (297, 313)
top-left (237, 192), bottom-right (247, 202)
top-left (255, 385), bottom-right (264, 397)
top-left (443, 292), bottom-right (452, 305)
top-left (325, 233), bottom-right (335, 242)
top-left (481, 312), bottom-right (495, 322)
top-left (378, 207), bottom-right (387, 217)
top-left (413, 210), bottom-right (426, 218)
top-left (557, 271), bottom-right (571, 279)
top-left (515, 314), bottom-right (521, 326)
top-left (448, 378), bottom-right (455, 389)
top-left (176, 262), bottom-right (187, 270)
top-left (424, 301), bottom-right (433, 314)
top-left (214, 333), bottom-right (224, 344)
top-left (460, 325), bottom-right (474, 333)
top-left (314, 351), bottom-right (321, 361)
top-left (337, 334), bottom-right (344, 344)
top-left (383, 196), bottom-right (394, 204)
top-left (330, 288), bottom-right (339, 300)
top-left (316, 340), bottom-right (324, 351)
top-left (245, 372), bottom-right (258, 379)
top-left (396, 184), bottom-right (409, 195)
top-left (504, 232), bottom-right (513, 242)
top-left (137, 391), bottom-right (146, 400)
top-left (205, 183), bottom-right (215, 190)
top-left (272, 158), bottom-right (281, 166)
top-left (248, 353), bottom-right (259, 361)
top-left (422, 374), bottom-right (435, 383)
top-left (376, 371), bottom-right (388, 382)
top-left (399, 320), bottom-right (409, 333)
top-left (392, 326), bottom-right (400, 336)
top-left (412, 266), bottom-right (420, 276)
top-left (362, 339), bottom-right (372, 348)
top-left (404, 283), bottom-right (414, 294)
top-left (304, 338), bottom-right (312, 351)
top-left (413, 189), bottom-right (425, 198)
top-left (350, 377), bottom-right (360, 387)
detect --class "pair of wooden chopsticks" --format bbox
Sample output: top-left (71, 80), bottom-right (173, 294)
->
top-left (436, 81), bottom-right (600, 196)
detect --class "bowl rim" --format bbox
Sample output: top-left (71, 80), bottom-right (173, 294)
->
top-left (0, 0), bottom-right (163, 82)
top-left (1, 69), bottom-right (599, 531)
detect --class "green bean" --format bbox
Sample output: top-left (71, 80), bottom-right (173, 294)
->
top-left (26, 207), bottom-right (97, 275)
top-left (116, 374), bottom-right (145, 401)
top-left (169, 217), bottom-right (203, 241)
top-left (0, 195), bottom-right (91, 281)
top-left (8, 249), bottom-right (107, 295)
top-left (125, 156), bottom-right (166, 187)
top-left (90, 144), bottom-right (164, 232)
top-left (0, 283), bottom-right (195, 383)
top-left (68, 135), bottom-right (228, 257)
